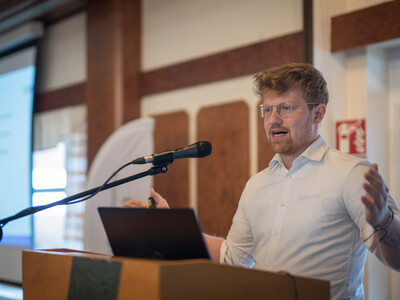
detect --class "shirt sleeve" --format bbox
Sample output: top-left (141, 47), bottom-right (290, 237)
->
top-left (220, 182), bottom-right (255, 268)
top-left (342, 161), bottom-right (371, 232)
top-left (343, 161), bottom-right (400, 270)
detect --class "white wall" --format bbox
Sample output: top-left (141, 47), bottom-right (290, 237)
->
top-left (313, 1), bottom-right (399, 299)
top-left (142, 0), bottom-right (302, 70)
top-left (386, 51), bottom-right (400, 300)
top-left (38, 12), bottom-right (86, 92)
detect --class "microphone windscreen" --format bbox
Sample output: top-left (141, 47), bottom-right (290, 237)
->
top-left (197, 141), bottom-right (212, 157)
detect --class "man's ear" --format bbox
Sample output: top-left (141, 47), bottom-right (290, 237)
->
top-left (313, 104), bottom-right (326, 124)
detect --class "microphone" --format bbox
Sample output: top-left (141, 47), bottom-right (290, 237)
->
top-left (132, 141), bottom-right (212, 165)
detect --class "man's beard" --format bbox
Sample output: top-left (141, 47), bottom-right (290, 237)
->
top-left (267, 124), bottom-right (314, 157)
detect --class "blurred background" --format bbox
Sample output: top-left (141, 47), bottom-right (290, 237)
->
top-left (0, 0), bottom-right (399, 299)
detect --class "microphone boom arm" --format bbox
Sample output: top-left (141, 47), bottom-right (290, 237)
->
top-left (0, 163), bottom-right (169, 242)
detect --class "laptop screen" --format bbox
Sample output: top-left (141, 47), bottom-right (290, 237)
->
top-left (98, 207), bottom-right (210, 260)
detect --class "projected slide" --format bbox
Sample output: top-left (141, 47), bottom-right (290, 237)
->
top-left (0, 51), bottom-right (35, 247)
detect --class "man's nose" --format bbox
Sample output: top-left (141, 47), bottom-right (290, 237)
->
top-left (267, 107), bottom-right (282, 124)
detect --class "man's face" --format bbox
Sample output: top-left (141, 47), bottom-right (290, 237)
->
top-left (263, 89), bottom-right (322, 161)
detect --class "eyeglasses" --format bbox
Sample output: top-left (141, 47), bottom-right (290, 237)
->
top-left (257, 102), bottom-right (319, 119)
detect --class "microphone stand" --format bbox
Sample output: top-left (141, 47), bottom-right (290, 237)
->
top-left (0, 163), bottom-right (170, 243)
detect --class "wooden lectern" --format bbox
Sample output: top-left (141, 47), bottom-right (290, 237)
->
top-left (22, 249), bottom-right (330, 300)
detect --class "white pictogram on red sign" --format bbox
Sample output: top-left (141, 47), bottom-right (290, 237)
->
top-left (336, 119), bottom-right (366, 155)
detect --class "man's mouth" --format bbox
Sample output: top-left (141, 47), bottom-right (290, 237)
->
top-left (271, 129), bottom-right (289, 137)
top-left (272, 130), bottom-right (288, 136)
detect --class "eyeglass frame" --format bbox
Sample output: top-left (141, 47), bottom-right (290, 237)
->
top-left (257, 102), bottom-right (320, 119)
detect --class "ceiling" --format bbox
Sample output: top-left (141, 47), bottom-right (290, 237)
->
top-left (0, 0), bottom-right (87, 35)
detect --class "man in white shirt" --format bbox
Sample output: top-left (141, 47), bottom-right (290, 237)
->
top-left (126, 63), bottom-right (400, 299)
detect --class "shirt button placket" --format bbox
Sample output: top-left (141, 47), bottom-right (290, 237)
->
top-left (266, 170), bottom-right (291, 271)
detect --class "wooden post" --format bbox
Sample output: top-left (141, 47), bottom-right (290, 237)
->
top-left (86, 0), bottom-right (141, 166)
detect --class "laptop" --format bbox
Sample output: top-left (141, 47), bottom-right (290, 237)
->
top-left (98, 207), bottom-right (210, 260)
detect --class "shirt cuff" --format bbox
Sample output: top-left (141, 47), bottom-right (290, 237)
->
top-left (219, 240), bottom-right (228, 264)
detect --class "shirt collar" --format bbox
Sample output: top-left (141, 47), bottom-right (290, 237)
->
top-left (269, 136), bottom-right (329, 170)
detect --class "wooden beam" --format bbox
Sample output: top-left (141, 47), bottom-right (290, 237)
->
top-left (35, 82), bottom-right (85, 113)
top-left (331, 1), bottom-right (400, 52)
top-left (303, 0), bottom-right (313, 64)
top-left (141, 32), bottom-right (303, 96)
top-left (86, 0), bottom-right (141, 166)
top-left (35, 32), bottom-right (303, 112)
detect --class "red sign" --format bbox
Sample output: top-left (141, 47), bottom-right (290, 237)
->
top-left (335, 119), bottom-right (366, 156)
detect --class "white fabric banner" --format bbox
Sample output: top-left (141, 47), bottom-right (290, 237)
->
top-left (84, 117), bottom-right (154, 254)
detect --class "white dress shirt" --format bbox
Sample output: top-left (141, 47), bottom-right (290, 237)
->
top-left (221, 136), bottom-right (399, 300)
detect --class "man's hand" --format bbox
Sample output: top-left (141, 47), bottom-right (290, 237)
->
top-left (124, 188), bottom-right (170, 209)
top-left (361, 164), bottom-right (390, 228)
top-left (362, 163), bottom-right (400, 269)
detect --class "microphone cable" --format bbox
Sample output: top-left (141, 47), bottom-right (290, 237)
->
top-left (61, 161), bottom-right (134, 206)
top-left (278, 271), bottom-right (299, 300)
